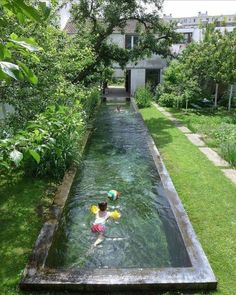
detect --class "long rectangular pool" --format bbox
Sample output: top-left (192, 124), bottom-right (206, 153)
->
top-left (20, 101), bottom-right (217, 292)
top-left (46, 102), bottom-right (190, 269)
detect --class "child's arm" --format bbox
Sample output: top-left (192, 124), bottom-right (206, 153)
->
top-left (90, 205), bottom-right (99, 214)
top-left (109, 210), bottom-right (121, 220)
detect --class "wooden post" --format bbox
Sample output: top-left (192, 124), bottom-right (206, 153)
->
top-left (214, 83), bottom-right (219, 108)
top-left (185, 99), bottom-right (188, 111)
top-left (2, 103), bottom-right (7, 118)
top-left (228, 84), bottom-right (233, 112)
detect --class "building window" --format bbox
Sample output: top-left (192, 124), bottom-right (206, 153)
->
top-left (125, 35), bottom-right (139, 49)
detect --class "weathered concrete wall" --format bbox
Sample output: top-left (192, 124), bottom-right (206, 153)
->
top-left (108, 33), bottom-right (125, 47)
top-left (109, 33), bottom-right (166, 94)
top-left (127, 54), bottom-right (166, 69)
top-left (130, 69), bottom-right (145, 95)
top-left (113, 69), bottom-right (125, 78)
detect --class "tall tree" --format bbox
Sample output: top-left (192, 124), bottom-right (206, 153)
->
top-left (203, 27), bottom-right (236, 108)
top-left (0, 1), bottom-right (96, 130)
top-left (68, 0), bottom-right (181, 83)
top-left (158, 25), bottom-right (236, 109)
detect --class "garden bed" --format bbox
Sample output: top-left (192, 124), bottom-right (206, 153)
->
top-left (165, 107), bottom-right (236, 167)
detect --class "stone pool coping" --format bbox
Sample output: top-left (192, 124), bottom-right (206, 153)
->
top-left (20, 99), bottom-right (217, 292)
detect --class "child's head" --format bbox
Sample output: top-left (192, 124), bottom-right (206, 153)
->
top-left (98, 201), bottom-right (107, 211)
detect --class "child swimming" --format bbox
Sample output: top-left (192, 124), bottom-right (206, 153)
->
top-left (90, 201), bottom-right (120, 247)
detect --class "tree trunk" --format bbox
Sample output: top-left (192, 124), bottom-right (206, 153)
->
top-left (214, 83), bottom-right (219, 107)
top-left (228, 84), bottom-right (233, 112)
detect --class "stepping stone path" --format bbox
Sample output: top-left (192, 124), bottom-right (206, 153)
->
top-left (177, 126), bottom-right (191, 133)
top-left (199, 147), bottom-right (230, 167)
top-left (185, 134), bottom-right (205, 147)
top-left (153, 103), bottom-right (236, 185)
top-left (222, 169), bottom-right (236, 184)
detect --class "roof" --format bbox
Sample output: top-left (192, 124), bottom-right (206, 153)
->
top-left (63, 21), bottom-right (77, 34)
top-left (63, 19), bottom-right (140, 34)
top-left (113, 20), bottom-right (139, 34)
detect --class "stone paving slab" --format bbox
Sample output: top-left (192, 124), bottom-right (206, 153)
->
top-left (162, 111), bottom-right (173, 117)
top-left (185, 134), bottom-right (205, 147)
top-left (177, 126), bottom-right (192, 133)
top-left (155, 105), bottom-right (165, 112)
top-left (154, 104), bottom-right (191, 133)
top-left (199, 147), bottom-right (230, 167)
top-left (222, 169), bottom-right (236, 185)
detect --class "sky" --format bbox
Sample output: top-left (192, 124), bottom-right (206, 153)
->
top-left (60, 1), bottom-right (236, 28)
top-left (162, 0), bottom-right (236, 18)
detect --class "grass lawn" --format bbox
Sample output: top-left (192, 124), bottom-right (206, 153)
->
top-left (140, 106), bottom-right (236, 294)
top-left (1, 106), bottom-right (236, 294)
top-left (0, 177), bottom-right (50, 294)
top-left (165, 107), bottom-right (236, 166)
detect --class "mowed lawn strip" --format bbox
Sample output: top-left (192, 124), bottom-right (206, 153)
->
top-left (140, 106), bottom-right (236, 295)
top-left (0, 178), bottom-right (48, 294)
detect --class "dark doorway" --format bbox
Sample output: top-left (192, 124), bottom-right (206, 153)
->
top-left (125, 70), bottom-right (131, 94)
top-left (145, 69), bottom-right (160, 93)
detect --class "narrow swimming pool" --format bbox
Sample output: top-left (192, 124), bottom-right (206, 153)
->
top-left (46, 102), bottom-right (191, 269)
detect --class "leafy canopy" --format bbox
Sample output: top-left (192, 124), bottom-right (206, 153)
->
top-left (157, 25), bottom-right (236, 107)
top-left (0, 0), bottom-right (51, 82)
top-left (68, 0), bottom-right (181, 83)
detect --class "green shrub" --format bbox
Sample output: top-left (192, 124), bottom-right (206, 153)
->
top-left (220, 141), bottom-right (236, 167)
top-left (79, 87), bottom-right (100, 120)
top-left (211, 123), bottom-right (236, 145)
top-left (109, 77), bottom-right (125, 86)
top-left (0, 88), bottom-right (100, 179)
top-left (134, 87), bottom-right (153, 108)
top-left (0, 103), bottom-right (85, 180)
top-left (0, 86), bottom-right (101, 181)
top-left (158, 93), bottom-right (183, 107)
top-left (158, 93), bottom-right (175, 107)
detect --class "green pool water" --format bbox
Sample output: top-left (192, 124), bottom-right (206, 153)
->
top-left (46, 103), bottom-right (190, 269)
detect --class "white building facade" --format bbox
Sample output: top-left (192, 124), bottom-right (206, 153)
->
top-left (64, 12), bottom-right (236, 95)
top-left (108, 24), bottom-right (165, 95)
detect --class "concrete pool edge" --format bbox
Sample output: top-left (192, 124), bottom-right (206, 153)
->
top-left (20, 100), bottom-right (217, 292)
